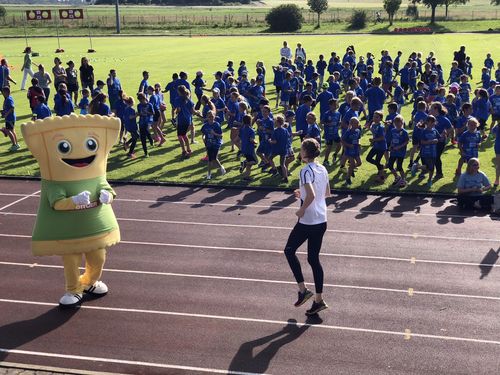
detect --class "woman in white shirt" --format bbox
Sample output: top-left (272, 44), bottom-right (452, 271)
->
top-left (284, 138), bottom-right (331, 316)
top-left (280, 41), bottom-right (292, 60)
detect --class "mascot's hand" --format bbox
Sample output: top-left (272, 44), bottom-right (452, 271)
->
top-left (99, 189), bottom-right (112, 205)
top-left (72, 191), bottom-right (91, 206)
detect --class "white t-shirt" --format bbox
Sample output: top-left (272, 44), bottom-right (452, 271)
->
top-left (280, 47), bottom-right (292, 59)
top-left (298, 162), bottom-right (329, 225)
top-left (295, 47), bottom-right (306, 61)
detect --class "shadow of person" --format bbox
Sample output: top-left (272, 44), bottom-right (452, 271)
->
top-left (227, 317), bottom-right (320, 374)
top-left (479, 248), bottom-right (500, 279)
top-left (0, 307), bottom-right (77, 361)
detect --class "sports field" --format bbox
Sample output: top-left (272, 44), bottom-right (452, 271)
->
top-left (0, 33), bottom-right (499, 193)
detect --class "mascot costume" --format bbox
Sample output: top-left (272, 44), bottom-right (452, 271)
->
top-left (21, 114), bottom-right (121, 308)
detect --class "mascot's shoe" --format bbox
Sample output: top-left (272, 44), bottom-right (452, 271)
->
top-left (84, 281), bottom-right (109, 296)
top-left (59, 292), bottom-right (83, 308)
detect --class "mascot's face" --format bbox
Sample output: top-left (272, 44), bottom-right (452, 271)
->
top-left (21, 115), bottom-right (120, 182)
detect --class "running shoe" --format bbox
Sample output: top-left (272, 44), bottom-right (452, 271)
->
top-left (305, 300), bottom-right (329, 315)
top-left (239, 161), bottom-right (246, 173)
top-left (426, 180), bottom-right (433, 188)
top-left (123, 142), bottom-right (129, 151)
top-left (294, 289), bottom-right (314, 307)
top-left (84, 281), bottom-right (108, 295)
top-left (59, 292), bottom-right (83, 308)
top-left (345, 178), bottom-right (352, 186)
top-left (206, 173), bottom-right (212, 180)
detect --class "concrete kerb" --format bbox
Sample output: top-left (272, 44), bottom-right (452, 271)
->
top-left (0, 361), bottom-right (122, 375)
top-left (0, 175), bottom-right (457, 199)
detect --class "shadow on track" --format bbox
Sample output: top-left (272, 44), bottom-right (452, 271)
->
top-left (479, 248), bottom-right (500, 279)
top-left (227, 316), bottom-right (322, 374)
top-left (0, 307), bottom-right (77, 361)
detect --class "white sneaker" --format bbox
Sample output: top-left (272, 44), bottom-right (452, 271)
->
top-left (206, 173), bottom-right (212, 180)
top-left (59, 292), bottom-right (83, 307)
top-left (84, 280), bottom-right (108, 295)
top-left (220, 166), bottom-right (226, 175)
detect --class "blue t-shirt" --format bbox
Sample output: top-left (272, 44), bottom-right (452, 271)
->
top-left (399, 67), bottom-right (410, 84)
top-left (328, 81), bottom-right (341, 98)
top-left (239, 126), bottom-right (256, 155)
top-left (211, 97), bottom-right (226, 123)
top-left (55, 99), bottom-right (74, 116)
top-left (306, 123), bottom-right (321, 143)
top-left (271, 127), bottom-right (288, 155)
top-left (340, 68), bottom-right (352, 82)
top-left (78, 97), bottom-right (90, 114)
top-left (370, 123), bottom-right (387, 151)
top-left (316, 91), bottom-right (334, 117)
top-left (389, 128), bottom-right (409, 158)
top-left (435, 115), bottom-right (452, 137)
top-left (192, 76), bottom-right (205, 97)
top-left (212, 80), bottom-right (226, 96)
top-left (2, 96), bottom-right (15, 122)
top-left (342, 128), bottom-right (361, 157)
top-left (33, 103), bottom-right (52, 119)
top-left (124, 106), bottom-right (138, 132)
top-left (107, 77), bottom-right (121, 100)
top-left (420, 128), bottom-right (440, 158)
top-left (138, 79), bottom-right (149, 95)
top-left (473, 98), bottom-right (491, 120)
top-left (321, 110), bottom-right (341, 141)
top-left (304, 65), bottom-right (315, 81)
top-left (457, 172), bottom-right (490, 196)
top-left (98, 103), bottom-right (111, 116)
top-left (459, 83), bottom-right (471, 103)
top-left (201, 121), bottom-right (223, 149)
top-left (295, 104), bottom-right (310, 133)
top-left (316, 60), bottom-right (327, 75)
top-left (149, 94), bottom-right (160, 112)
top-left (281, 80), bottom-right (292, 102)
top-left (342, 108), bottom-right (358, 126)
top-left (393, 85), bottom-right (405, 105)
top-left (459, 130), bottom-right (482, 159)
top-left (174, 97), bottom-right (194, 126)
top-left (165, 80), bottom-right (179, 105)
top-left (491, 94), bottom-right (500, 116)
top-left (137, 102), bottom-right (154, 126)
top-left (273, 68), bottom-right (284, 87)
top-left (365, 86), bottom-right (386, 112)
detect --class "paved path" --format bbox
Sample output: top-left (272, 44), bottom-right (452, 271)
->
top-left (0, 179), bottom-right (499, 374)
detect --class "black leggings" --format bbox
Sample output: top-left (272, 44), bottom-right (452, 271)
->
top-left (126, 130), bottom-right (139, 155)
top-left (139, 125), bottom-right (154, 155)
top-left (435, 141), bottom-right (445, 175)
top-left (366, 148), bottom-right (385, 171)
top-left (284, 222), bottom-right (327, 294)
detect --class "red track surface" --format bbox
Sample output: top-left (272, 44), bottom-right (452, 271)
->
top-left (0, 179), bottom-right (500, 374)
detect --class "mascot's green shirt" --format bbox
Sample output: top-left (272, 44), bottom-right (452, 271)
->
top-left (32, 176), bottom-right (120, 256)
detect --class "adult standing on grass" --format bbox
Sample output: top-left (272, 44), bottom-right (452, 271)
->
top-left (456, 158), bottom-right (493, 211)
top-left (52, 57), bottom-right (66, 91)
top-left (20, 47), bottom-right (36, 91)
top-left (33, 64), bottom-right (52, 103)
top-left (295, 43), bottom-right (306, 65)
top-left (79, 57), bottom-right (95, 91)
top-left (284, 138), bottom-right (331, 316)
top-left (280, 41), bottom-right (292, 60)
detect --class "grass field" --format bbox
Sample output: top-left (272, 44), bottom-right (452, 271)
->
top-left (0, 34), bottom-right (499, 193)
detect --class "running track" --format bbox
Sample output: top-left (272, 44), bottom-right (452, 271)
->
top-left (0, 179), bottom-right (499, 375)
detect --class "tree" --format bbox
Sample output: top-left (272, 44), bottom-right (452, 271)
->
top-left (443, 0), bottom-right (469, 19)
top-left (307, 0), bottom-right (328, 28)
top-left (265, 4), bottom-right (304, 32)
top-left (383, 0), bottom-right (401, 25)
top-left (491, 0), bottom-right (499, 5)
top-left (411, 0), bottom-right (445, 23)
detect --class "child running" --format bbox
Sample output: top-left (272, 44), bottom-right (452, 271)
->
top-left (201, 110), bottom-right (225, 180)
top-left (284, 138), bottom-right (331, 316)
top-left (239, 114), bottom-right (257, 181)
top-left (387, 115), bottom-right (409, 187)
top-left (1, 87), bottom-right (20, 151)
top-left (341, 117), bottom-right (362, 185)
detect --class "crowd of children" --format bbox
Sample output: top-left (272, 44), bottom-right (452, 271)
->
top-left (1, 45), bottom-right (499, 190)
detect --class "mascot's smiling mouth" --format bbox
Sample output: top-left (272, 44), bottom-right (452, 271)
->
top-left (62, 155), bottom-right (96, 168)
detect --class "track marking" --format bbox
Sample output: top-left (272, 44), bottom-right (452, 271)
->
top-left (1, 213), bottom-right (499, 243)
top-left (0, 348), bottom-right (264, 375)
top-left (1, 261), bottom-right (500, 302)
top-left (0, 192), bottom-right (490, 221)
top-left (1, 233), bottom-right (498, 268)
top-left (0, 190), bottom-right (40, 212)
top-left (2, 298), bottom-right (500, 347)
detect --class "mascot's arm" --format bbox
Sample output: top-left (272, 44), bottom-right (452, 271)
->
top-left (99, 180), bottom-right (116, 205)
top-left (48, 184), bottom-right (90, 211)
top-left (54, 198), bottom-right (79, 211)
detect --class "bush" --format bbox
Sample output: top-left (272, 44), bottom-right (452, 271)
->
top-left (0, 6), bottom-right (6, 18)
top-left (349, 9), bottom-right (367, 29)
top-left (265, 4), bottom-right (304, 32)
top-left (406, 4), bottom-right (419, 20)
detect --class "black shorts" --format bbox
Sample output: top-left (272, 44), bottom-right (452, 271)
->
top-left (325, 135), bottom-right (340, 145)
top-left (401, 83), bottom-right (409, 91)
top-left (206, 147), bottom-right (220, 162)
top-left (244, 153), bottom-right (258, 163)
top-left (5, 121), bottom-right (14, 130)
top-left (177, 123), bottom-right (189, 137)
top-left (153, 111), bottom-right (160, 122)
top-left (478, 118), bottom-right (487, 131)
top-left (289, 95), bottom-right (297, 106)
top-left (67, 83), bottom-right (79, 93)
top-left (387, 156), bottom-right (404, 171)
top-left (421, 156), bottom-right (435, 170)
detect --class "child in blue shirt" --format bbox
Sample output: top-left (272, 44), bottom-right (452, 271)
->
top-left (392, 80), bottom-right (405, 111)
top-left (305, 112), bottom-right (321, 145)
top-left (365, 77), bottom-right (386, 123)
top-left (137, 92), bottom-right (154, 158)
top-left (164, 73), bottom-right (179, 124)
top-left (268, 115), bottom-right (290, 182)
top-left (388, 115), bottom-right (409, 187)
top-left (472, 88), bottom-right (491, 136)
top-left (304, 60), bottom-right (315, 82)
top-left (366, 110), bottom-right (387, 183)
top-left (408, 101), bottom-right (428, 168)
top-left (321, 98), bottom-right (341, 166)
top-left (201, 110), bottom-right (225, 180)
top-left (457, 117), bottom-right (482, 176)
top-left (341, 117), bottom-right (362, 185)
top-left (280, 71), bottom-right (293, 112)
top-left (32, 95), bottom-right (52, 120)
top-left (295, 95), bottom-right (312, 139)
top-left (210, 88), bottom-right (226, 125)
top-left (413, 115), bottom-right (440, 188)
top-left (316, 83), bottom-right (334, 118)
top-left (316, 55), bottom-right (327, 86)
top-left (78, 88), bottom-right (90, 115)
top-left (448, 61), bottom-right (463, 84)
top-left (484, 53), bottom-right (494, 75)
top-left (123, 97), bottom-right (140, 158)
top-left (191, 71), bottom-right (206, 110)
top-left (138, 71), bottom-right (149, 96)
top-left (256, 105), bottom-right (274, 169)
top-left (340, 62), bottom-right (353, 90)
top-left (327, 74), bottom-right (341, 99)
top-left (239, 114), bottom-right (257, 181)
top-left (490, 119), bottom-right (500, 187)
top-left (54, 87), bottom-right (74, 117)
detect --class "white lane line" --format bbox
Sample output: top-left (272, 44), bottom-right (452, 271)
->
top-left (1, 234), bottom-right (498, 269)
top-left (1, 212), bottom-right (498, 242)
top-left (0, 192), bottom-right (487, 221)
top-left (0, 191), bottom-right (40, 212)
top-left (1, 260), bottom-right (499, 302)
top-left (0, 348), bottom-right (263, 375)
top-left (2, 298), bottom-right (500, 347)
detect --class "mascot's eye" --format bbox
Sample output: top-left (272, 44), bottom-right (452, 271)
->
top-left (57, 140), bottom-right (72, 154)
top-left (85, 137), bottom-right (98, 152)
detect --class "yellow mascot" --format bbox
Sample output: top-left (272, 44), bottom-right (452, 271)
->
top-left (21, 114), bottom-right (121, 308)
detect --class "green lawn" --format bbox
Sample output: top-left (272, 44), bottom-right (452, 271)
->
top-left (0, 34), bottom-right (499, 193)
